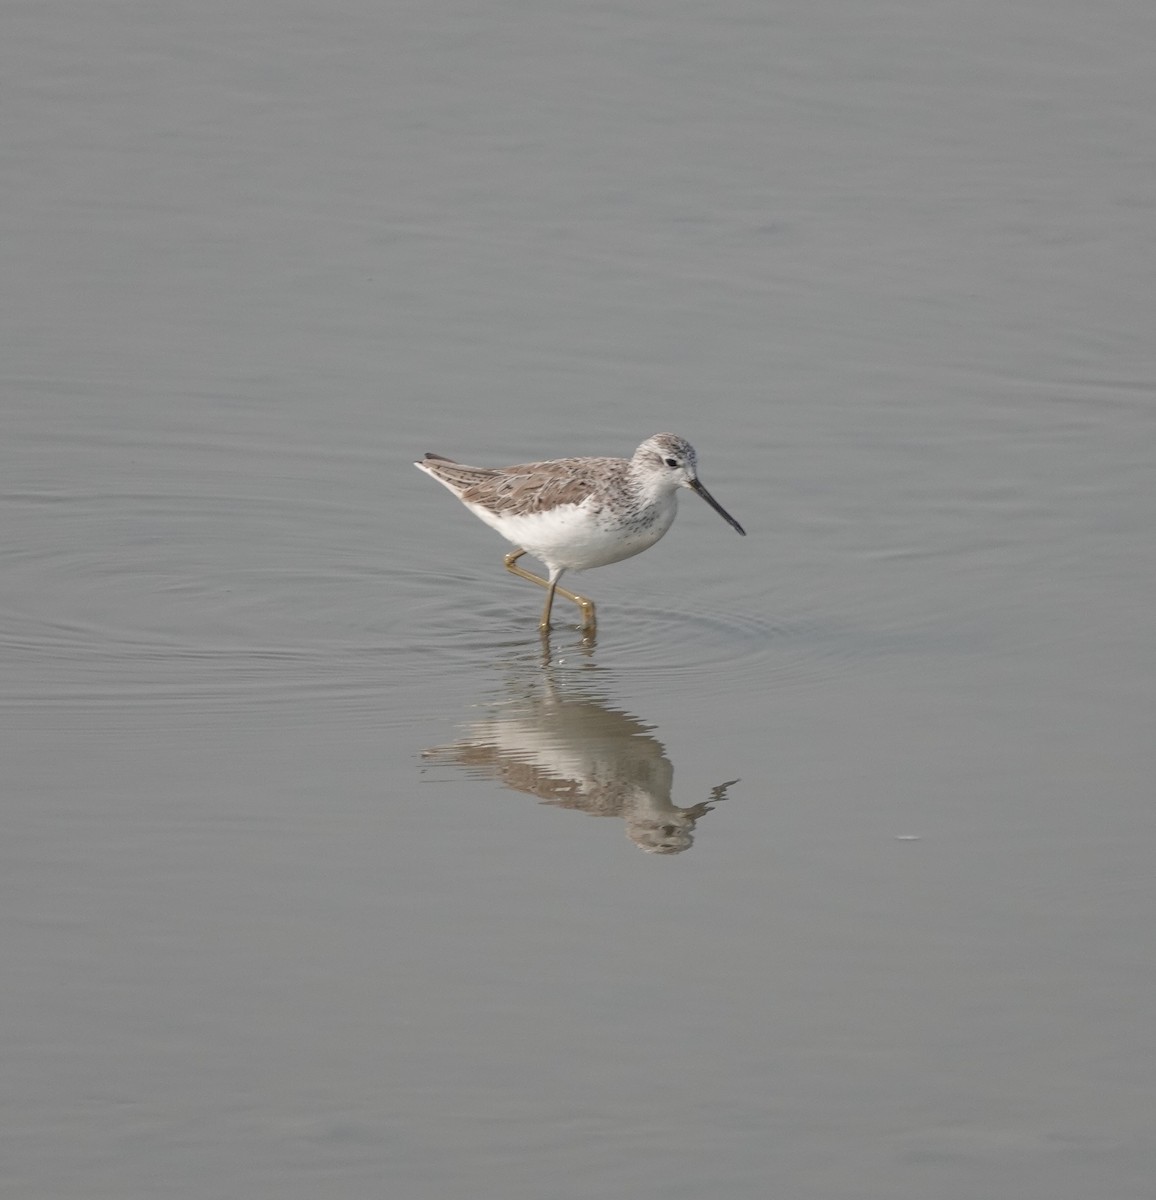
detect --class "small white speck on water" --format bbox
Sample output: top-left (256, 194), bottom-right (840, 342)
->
top-left (894, 834), bottom-right (922, 841)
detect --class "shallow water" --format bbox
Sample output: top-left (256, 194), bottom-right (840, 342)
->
top-left (4, 2), bottom-right (1156, 1198)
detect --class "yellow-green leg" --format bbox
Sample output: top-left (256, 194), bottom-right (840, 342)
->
top-left (504, 550), bottom-right (596, 633)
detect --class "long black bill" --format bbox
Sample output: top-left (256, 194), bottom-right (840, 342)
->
top-left (690, 478), bottom-right (746, 536)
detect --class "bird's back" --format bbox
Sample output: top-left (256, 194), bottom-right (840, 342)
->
top-left (415, 453), bottom-right (629, 517)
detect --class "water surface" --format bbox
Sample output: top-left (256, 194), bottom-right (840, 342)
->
top-left (3, 2), bottom-right (1155, 1198)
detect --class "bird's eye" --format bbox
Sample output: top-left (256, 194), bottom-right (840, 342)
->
top-left (664, 457), bottom-right (679, 468)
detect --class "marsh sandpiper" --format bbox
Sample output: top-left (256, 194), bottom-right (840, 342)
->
top-left (414, 433), bottom-right (745, 634)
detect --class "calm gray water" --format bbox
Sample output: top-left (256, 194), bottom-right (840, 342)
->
top-left (4, 2), bottom-right (1155, 1197)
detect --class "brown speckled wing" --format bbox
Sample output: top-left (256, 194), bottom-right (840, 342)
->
top-left (422, 455), bottom-right (625, 515)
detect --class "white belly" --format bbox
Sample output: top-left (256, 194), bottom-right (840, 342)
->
top-left (466, 497), bottom-right (678, 572)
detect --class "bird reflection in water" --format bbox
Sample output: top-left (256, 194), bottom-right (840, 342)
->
top-left (422, 668), bottom-right (738, 854)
